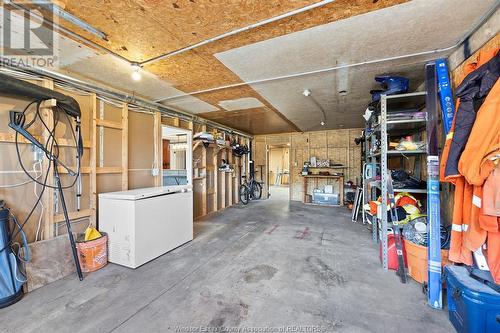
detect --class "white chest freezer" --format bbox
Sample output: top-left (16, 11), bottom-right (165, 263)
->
top-left (98, 186), bottom-right (193, 268)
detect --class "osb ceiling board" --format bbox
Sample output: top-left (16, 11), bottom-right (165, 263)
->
top-left (199, 107), bottom-right (298, 135)
top-left (214, 0), bottom-right (495, 130)
top-left (40, 0), bottom-right (408, 134)
top-left (143, 0), bottom-right (407, 88)
top-left (63, 53), bottom-right (219, 113)
top-left (56, 0), bottom-right (397, 61)
top-left (0, 7), bottom-right (220, 115)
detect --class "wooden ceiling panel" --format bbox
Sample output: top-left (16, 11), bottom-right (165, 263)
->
top-left (46, 0), bottom-right (407, 134)
top-left (199, 107), bottom-right (295, 135)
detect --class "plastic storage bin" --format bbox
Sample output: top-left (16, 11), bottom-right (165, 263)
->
top-left (312, 192), bottom-right (339, 205)
top-left (445, 265), bottom-right (500, 333)
top-left (403, 239), bottom-right (452, 283)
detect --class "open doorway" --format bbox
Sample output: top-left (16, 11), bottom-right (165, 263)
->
top-left (162, 126), bottom-right (192, 187)
top-left (267, 144), bottom-right (290, 201)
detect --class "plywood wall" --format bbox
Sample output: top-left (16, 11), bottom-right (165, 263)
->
top-left (268, 148), bottom-right (289, 185)
top-left (254, 129), bottom-right (363, 201)
top-left (0, 75), bottom-right (242, 244)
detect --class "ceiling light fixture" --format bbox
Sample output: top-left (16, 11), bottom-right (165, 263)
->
top-left (302, 89), bottom-right (311, 97)
top-left (320, 121), bottom-right (325, 126)
top-left (131, 62), bottom-right (142, 81)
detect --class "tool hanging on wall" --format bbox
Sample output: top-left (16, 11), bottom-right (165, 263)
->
top-left (0, 73), bottom-right (85, 281)
top-left (386, 171), bottom-right (408, 283)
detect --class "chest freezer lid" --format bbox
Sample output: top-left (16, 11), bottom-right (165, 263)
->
top-left (98, 185), bottom-right (191, 200)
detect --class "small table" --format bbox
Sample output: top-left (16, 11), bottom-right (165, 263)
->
top-left (301, 174), bottom-right (344, 206)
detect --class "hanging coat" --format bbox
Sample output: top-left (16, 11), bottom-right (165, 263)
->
top-left (458, 78), bottom-right (500, 186)
top-left (458, 76), bottom-right (500, 284)
top-left (440, 48), bottom-right (499, 182)
top-left (444, 52), bottom-right (500, 179)
top-left (446, 53), bottom-right (492, 265)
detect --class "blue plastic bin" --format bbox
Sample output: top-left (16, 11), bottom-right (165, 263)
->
top-left (445, 265), bottom-right (500, 333)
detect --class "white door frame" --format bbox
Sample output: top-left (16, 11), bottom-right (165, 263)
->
top-left (161, 125), bottom-right (193, 187)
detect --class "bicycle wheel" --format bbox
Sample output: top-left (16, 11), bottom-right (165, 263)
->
top-left (252, 181), bottom-right (262, 200)
top-left (239, 184), bottom-right (249, 205)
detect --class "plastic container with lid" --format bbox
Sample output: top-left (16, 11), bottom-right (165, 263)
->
top-left (445, 265), bottom-right (500, 333)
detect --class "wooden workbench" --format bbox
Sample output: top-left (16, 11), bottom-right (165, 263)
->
top-left (301, 174), bottom-right (344, 206)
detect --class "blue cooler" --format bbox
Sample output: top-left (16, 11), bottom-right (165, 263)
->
top-left (445, 265), bottom-right (500, 333)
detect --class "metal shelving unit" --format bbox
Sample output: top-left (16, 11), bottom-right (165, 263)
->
top-left (362, 91), bottom-right (428, 269)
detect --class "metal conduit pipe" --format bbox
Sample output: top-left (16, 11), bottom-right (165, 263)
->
top-left (0, 65), bottom-right (252, 138)
top-left (154, 0), bottom-right (499, 102)
top-left (4, 0), bottom-right (335, 68)
top-left (139, 0), bottom-right (336, 66)
top-left (5, 1), bottom-right (131, 64)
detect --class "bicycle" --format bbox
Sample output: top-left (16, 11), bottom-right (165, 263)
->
top-left (239, 174), bottom-right (262, 205)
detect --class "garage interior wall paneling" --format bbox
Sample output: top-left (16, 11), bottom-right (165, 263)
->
top-left (0, 76), bottom-right (244, 244)
top-left (128, 111), bottom-right (155, 190)
top-left (255, 129), bottom-right (363, 201)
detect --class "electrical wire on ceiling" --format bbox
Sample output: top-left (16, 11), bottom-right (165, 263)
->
top-left (302, 89), bottom-right (327, 128)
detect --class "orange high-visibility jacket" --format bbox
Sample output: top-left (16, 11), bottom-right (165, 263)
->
top-left (459, 77), bottom-right (500, 284)
top-left (444, 53), bottom-right (499, 179)
top-left (446, 61), bottom-right (480, 265)
top-left (440, 48), bottom-right (499, 183)
top-left (459, 79), bottom-right (500, 186)
top-left (445, 48), bottom-right (499, 269)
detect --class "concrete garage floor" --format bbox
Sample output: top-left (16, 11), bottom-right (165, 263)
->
top-left (0, 195), bottom-right (452, 333)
